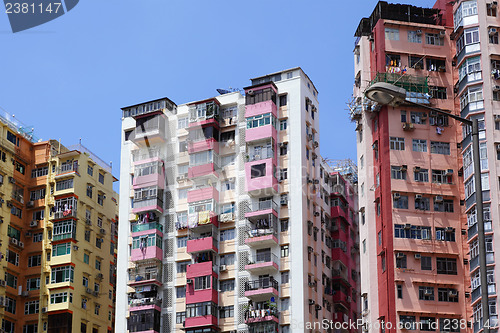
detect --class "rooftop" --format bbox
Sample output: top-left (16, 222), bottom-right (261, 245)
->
top-left (0, 107), bottom-right (39, 143)
top-left (354, 1), bottom-right (442, 37)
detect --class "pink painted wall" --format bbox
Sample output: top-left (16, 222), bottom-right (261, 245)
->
top-left (245, 316), bottom-right (279, 324)
top-left (133, 157), bottom-right (162, 165)
top-left (132, 204), bottom-right (163, 214)
top-left (245, 83), bottom-right (277, 94)
top-left (186, 287), bottom-right (219, 304)
top-left (245, 100), bottom-right (278, 118)
top-left (184, 315), bottom-right (218, 328)
top-left (245, 235), bottom-right (278, 246)
top-left (244, 287), bottom-right (278, 298)
top-left (331, 206), bottom-right (348, 221)
top-left (187, 237), bottom-right (218, 254)
top-left (245, 262), bottom-right (279, 271)
top-left (245, 209), bottom-right (277, 218)
top-left (188, 138), bottom-right (219, 154)
top-left (131, 229), bottom-right (163, 239)
top-left (187, 187), bottom-right (219, 203)
top-left (128, 305), bottom-right (161, 312)
top-left (188, 118), bottom-right (219, 129)
top-left (131, 246), bottom-right (162, 262)
top-left (186, 261), bottom-right (215, 279)
top-left (244, 159), bottom-right (278, 194)
top-left (188, 163), bottom-right (217, 178)
top-left (133, 173), bottom-right (165, 190)
top-left (246, 125), bottom-right (277, 143)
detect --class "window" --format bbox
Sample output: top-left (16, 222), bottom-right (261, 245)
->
top-left (396, 253), bottom-right (407, 268)
top-left (414, 168), bottom-right (429, 182)
top-left (279, 168), bottom-right (288, 181)
top-left (27, 254), bottom-right (41, 267)
top-left (408, 31), bottom-right (422, 43)
top-left (31, 166), bottom-right (48, 178)
top-left (83, 276), bottom-right (88, 287)
top-left (177, 236), bottom-right (187, 248)
top-left (178, 188), bottom-right (188, 200)
top-left (86, 184), bottom-right (93, 198)
top-left (490, 31), bottom-right (499, 44)
top-left (221, 180), bottom-right (235, 191)
top-left (220, 306), bottom-right (234, 318)
top-left (386, 54), bottom-right (401, 67)
top-left (250, 164), bottom-right (266, 178)
top-left (177, 261), bottom-right (189, 273)
top-left (95, 259), bottom-right (101, 271)
top-left (426, 33), bottom-right (444, 46)
top-left (385, 28), bottom-right (399, 40)
top-left (391, 166), bottom-right (406, 180)
top-left (393, 195), bottom-right (408, 209)
top-left (412, 139), bottom-right (427, 152)
top-left (280, 120), bottom-right (287, 131)
top-left (427, 58), bottom-right (446, 72)
top-left (5, 297), bottom-right (16, 314)
top-left (432, 169), bottom-right (453, 184)
top-left (176, 286), bottom-right (186, 298)
top-left (83, 253), bottom-right (89, 264)
top-left (220, 229), bottom-right (235, 241)
top-left (97, 192), bottom-right (104, 206)
top-left (421, 256), bottom-right (432, 270)
top-left (179, 141), bottom-right (188, 153)
top-left (280, 143), bottom-right (287, 156)
top-left (456, 27), bottom-right (479, 55)
top-left (6, 131), bottom-right (17, 145)
top-left (55, 178), bottom-right (73, 191)
top-left (176, 311), bottom-right (186, 324)
top-left (397, 284), bottom-right (403, 299)
top-left (410, 111), bottom-right (427, 124)
top-left (246, 113), bottom-right (277, 129)
top-left (436, 228), bottom-right (455, 242)
top-left (219, 279), bottom-right (235, 292)
top-left (5, 272), bottom-right (16, 289)
top-left (389, 137), bottom-right (405, 150)
top-left (50, 292), bottom-right (69, 304)
top-left (419, 286), bottom-right (435, 301)
top-left (53, 220), bottom-right (76, 241)
top-left (415, 197), bottom-right (431, 211)
top-left (434, 198), bottom-right (454, 212)
top-left (281, 219), bottom-right (289, 232)
top-left (420, 317), bottom-right (437, 331)
top-left (194, 276), bottom-right (211, 290)
top-left (460, 86), bottom-right (483, 111)
top-left (439, 318), bottom-right (460, 332)
top-left (24, 300), bottom-right (39, 315)
top-left (430, 141), bottom-right (450, 155)
top-left (6, 250), bottom-right (19, 266)
top-left (436, 257), bottom-right (457, 275)
top-left (281, 245), bottom-right (289, 258)
top-left (186, 301), bottom-right (218, 318)
top-left (459, 56), bottom-right (481, 82)
top-left (438, 288), bottom-right (459, 302)
top-left (51, 265), bottom-right (74, 283)
top-left (87, 165), bottom-right (93, 176)
top-left (487, 2), bottom-right (497, 16)
top-left (221, 155), bottom-right (235, 167)
top-left (394, 225), bottom-right (431, 240)
top-left (178, 117), bottom-right (188, 129)
top-left (399, 315), bottom-right (416, 330)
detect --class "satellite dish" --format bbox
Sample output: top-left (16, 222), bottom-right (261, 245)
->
top-left (217, 89), bottom-right (231, 95)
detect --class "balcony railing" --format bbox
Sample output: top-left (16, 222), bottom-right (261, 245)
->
top-left (129, 297), bottom-right (162, 307)
top-left (250, 200), bottom-right (278, 213)
top-left (129, 270), bottom-right (161, 283)
top-left (244, 307), bottom-right (279, 323)
top-left (53, 208), bottom-right (77, 219)
top-left (131, 222), bottom-right (163, 233)
top-left (249, 253), bottom-right (279, 266)
top-left (245, 277), bottom-right (279, 292)
top-left (133, 198), bottom-right (164, 210)
top-left (247, 147), bottom-right (274, 162)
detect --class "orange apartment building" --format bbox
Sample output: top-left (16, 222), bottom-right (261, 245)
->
top-left (351, 1), bottom-right (472, 332)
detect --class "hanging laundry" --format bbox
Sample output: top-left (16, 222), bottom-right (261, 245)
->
top-left (188, 213), bottom-right (198, 228)
top-left (198, 211), bottom-right (210, 225)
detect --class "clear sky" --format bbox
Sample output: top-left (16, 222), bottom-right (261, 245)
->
top-left (0, 0), bottom-right (438, 191)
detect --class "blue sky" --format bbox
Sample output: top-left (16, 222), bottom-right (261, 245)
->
top-left (0, 0), bottom-right (437, 190)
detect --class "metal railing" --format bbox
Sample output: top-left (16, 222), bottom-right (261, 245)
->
top-left (248, 147), bottom-right (274, 162)
top-left (129, 297), bottom-right (162, 307)
top-left (131, 222), bottom-right (163, 233)
top-left (249, 253), bottom-right (279, 266)
top-left (245, 277), bottom-right (279, 291)
top-left (57, 163), bottom-right (79, 174)
top-left (250, 200), bottom-right (278, 212)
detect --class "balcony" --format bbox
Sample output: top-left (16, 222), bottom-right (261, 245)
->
top-left (128, 268), bottom-right (162, 287)
top-left (188, 138), bottom-right (219, 155)
top-left (184, 315), bottom-right (218, 330)
top-left (131, 222), bottom-right (163, 234)
top-left (245, 216), bottom-right (278, 248)
top-left (132, 114), bottom-right (166, 146)
top-left (128, 297), bottom-right (162, 309)
top-left (245, 160), bottom-right (278, 197)
top-left (244, 277), bottom-right (279, 301)
top-left (56, 163), bottom-right (79, 177)
top-left (131, 245), bottom-right (163, 263)
top-left (245, 253), bottom-right (279, 274)
top-left (187, 211), bottom-right (218, 229)
top-left (468, 221), bottom-right (493, 240)
top-left (53, 207), bottom-right (77, 220)
top-left (246, 146), bottom-right (274, 162)
top-left (247, 199), bottom-right (278, 216)
top-left (471, 284), bottom-right (496, 303)
top-left (187, 236), bottom-right (218, 254)
top-left (470, 253), bottom-right (495, 272)
top-left (187, 187), bottom-right (219, 204)
top-left (132, 197), bottom-right (164, 214)
top-left (244, 306), bottom-right (279, 325)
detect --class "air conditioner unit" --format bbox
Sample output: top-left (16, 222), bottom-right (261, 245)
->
top-left (490, 28), bottom-right (498, 36)
top-left (414, 166), bottom-right (421, 172)
top-left (22, 291), bottom-right (29, 297)
top-left (415, 194), bottom-right (423, 200)
top-left (402, 122), bottom-right (413, 131)
top-left (446, 169), bottom-right (454, 175)
top-left (393, 193), bottom-right (401, 200)
top-left (26, 201), bottom-right (34, 208)
top-left (435, 196), bottom-right (444, 203)
top-left (86, 219), bottom-right (92, 226)
top-left (446, 227), bottom-right (454, 232)
top-left (493, 1), bottom-right (498, 8)
top-left (396, 253), bottom-right (405, 259)
top-left (219, 265), bottom-right (227, 272)
top-left (100, 228), bottom-right (106, 234)
top-left (96, 273), bottom-right (103, 280)
top-left (424, 289), bottom-right (433, 295)
top-left (247, 90), bottom-right (254, 95)
top-left (416, 29), bottom-right (422, 35)
top-left (308, 282), bottom-right (316, 287)
top-left (440, 30), bottom-right (446, 36)
top-left (8, 177), bottom-right (15, 184)
top-left (0, 280), bottom-right (6, 287)
top-left (86, 288), bottom-right (92, 294)
top-left (404, 223), bottom-right (412, 230)
top-left (18, 241), bottom-right (24, 249)
top-left (314, 212), bottom-right (320, 217)
top-left (401, 165), bottom-right (408, 172)
top-left (415, 253), bottom-right (421, 259)
top-left (307, 134), bottom-right (313, 141)
top-left (449, 290), bottom-right (458, 297)
top-left (309, 299), bottom-right (315, 305)
top-left (176, 175), bottom-right (186, 182)
top-left (187, 279), bottom-right (193, 284)
top-left (465, 292), bottom-right (471, 297)
top-left (92, 291), bottom-right (99, 297)
top-left (10, 238), bottom-right (18, 246)
top-left (313, 141), bottom-right (319, 148)
top-left (42, 307), bottom-right (48, 313)
top-left (464, 258), bottom-right (469, 265)
top-left (280, 197), bottom-right (288, 205)
top-left (30, 220), bottom-right (38, 227)
top-left (494, 85), bottom-right (500, 92)
top-left (73, 245), bottom-right (79, 251)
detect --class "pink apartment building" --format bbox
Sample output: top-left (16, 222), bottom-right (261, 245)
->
top-left (116, 68), bottom-right (361, 333)
top-left (352, 1), bottom-right (472, 332)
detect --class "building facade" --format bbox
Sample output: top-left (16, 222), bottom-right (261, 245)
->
top-left (352, 1), bottom-right (472, 332)
top-left (0, 112), bottom-right (118, 333)
top-left (117, 68), bottom-right (360, 333)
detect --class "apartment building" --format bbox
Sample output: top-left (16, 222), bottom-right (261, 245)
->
top-left (352, 1), bottom-right (472, 332)
top-left (0, 111), bottom-right (118, 333)
top-left (117, 68), bottom-right (361, 333)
